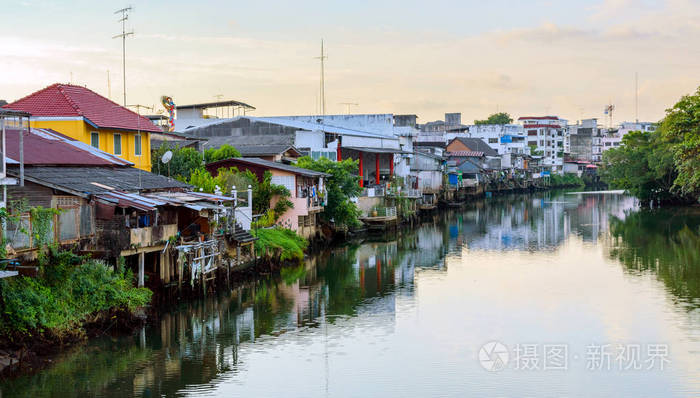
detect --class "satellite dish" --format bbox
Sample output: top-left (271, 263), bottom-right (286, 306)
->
top-left (161, 150), bottom-right (173, 164)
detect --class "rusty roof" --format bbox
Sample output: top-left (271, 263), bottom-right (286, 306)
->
top-left (5, 127), bottom-right (133, 166)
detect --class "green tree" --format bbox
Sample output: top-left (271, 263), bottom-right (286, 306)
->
top-left (600, 130), bottom-right (678, 204)
top-left (204, 144), bottom-right (241, 163)
top-left (296, 156), bottom-right (362, 228)
top-left (474, 112), bottom-right (513, 125)
top-left (152, 143), bottom-right (203, 180)
top-left (187, 168), bottom-right (293, 222)
top-left (658, 86), bottom-right (700, 197)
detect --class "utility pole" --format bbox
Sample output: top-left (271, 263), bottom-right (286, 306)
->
top-left (315, 40), bottom-right (328, 115)
top-left (113, 6), bottom-right (134, 107)
top-left (635, 72), bottom-right (639, 123)
top-left (107, 70), bottom-right (112, 100)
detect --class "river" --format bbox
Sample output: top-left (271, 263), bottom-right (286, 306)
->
top-left (2, 190), bottom-right (699, 397)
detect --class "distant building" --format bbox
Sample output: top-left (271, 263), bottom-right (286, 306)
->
top-left (518, 116), bottom-right (566, 171)
top-left (565, 118), bottom-right (604, 162)
top-left (4, 83), bottom-right (161, 171)
top-left (466, 124), bottom-right (529, 157)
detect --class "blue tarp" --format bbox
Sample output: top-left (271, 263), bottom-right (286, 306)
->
top-left (500, 135), bottom-right (513, 143)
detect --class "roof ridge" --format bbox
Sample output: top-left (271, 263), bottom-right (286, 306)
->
top-left (56, 84), bottom-right (83, 116)
top-left (2, 83), bottom-right (61, 110)
top-left (71, 83), bottom-right (149, 123)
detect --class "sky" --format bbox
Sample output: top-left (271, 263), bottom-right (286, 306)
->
top-left (2, 0), bottom-right (699, 124)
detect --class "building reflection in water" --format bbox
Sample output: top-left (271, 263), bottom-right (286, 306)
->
top-left (8, 190), bottom-right (683, 398)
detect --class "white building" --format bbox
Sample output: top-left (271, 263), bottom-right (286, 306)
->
top-left (518, 116), bottom-right (567, 171)
top-left (465, 124), bottom-right (529, 156)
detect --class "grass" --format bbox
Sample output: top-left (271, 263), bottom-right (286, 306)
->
top-left (253, 227), bottom-right (308, 263)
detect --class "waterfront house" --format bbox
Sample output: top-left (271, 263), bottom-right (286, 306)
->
top-left (206, 157), bottom-right (327, 240)
top-left (4, 83), bottom-right (161, 171)
top-left (2, 127), bottom-right (252, 290)
top-left (0, 109), bottom-right (27, 208)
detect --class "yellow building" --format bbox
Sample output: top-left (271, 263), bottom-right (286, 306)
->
top-left (4, 83), bottom-right (161, 171)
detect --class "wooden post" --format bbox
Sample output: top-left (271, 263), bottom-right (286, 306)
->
top-left (138, 252), bottom-right (145, 287)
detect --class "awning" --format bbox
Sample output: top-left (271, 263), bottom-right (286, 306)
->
top-left (343, 146), bottom-right (410, 154)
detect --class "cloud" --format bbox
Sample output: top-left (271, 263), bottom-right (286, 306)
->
top-left (494, 22), bottom-right (592, 45)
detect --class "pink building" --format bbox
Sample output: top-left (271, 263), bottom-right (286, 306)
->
top-left (206, 157), bottom-right (327, 239)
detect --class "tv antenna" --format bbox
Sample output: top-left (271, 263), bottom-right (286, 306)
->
top-left (635, 72), bottom-right (639, 123)
top-left (314, 40), bottom-right (328, 115)
top-left (113, 6), bottom-right (134, 106)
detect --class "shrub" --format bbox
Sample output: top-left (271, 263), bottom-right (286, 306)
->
top-left (253, 227), bottom-right (308, 263)
top-left (0, 251), bottom-right (151, 337)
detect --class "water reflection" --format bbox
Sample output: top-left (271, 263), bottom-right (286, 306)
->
top-left (608, 208), bottom-right (700, 308)
top-left (3, 190), bottom-right (699, 397)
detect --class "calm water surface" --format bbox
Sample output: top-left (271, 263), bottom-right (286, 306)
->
top-left (2, 191), bottom-right (700, 397)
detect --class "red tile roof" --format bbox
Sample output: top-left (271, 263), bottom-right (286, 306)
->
top-left (523, 124), bottom-right (562, 129)
top-left (3, 83), bottom-right (161, 133)
top-left (4, 127), bottom-right (133, 166)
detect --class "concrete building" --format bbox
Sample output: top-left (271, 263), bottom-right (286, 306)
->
top-left (565, 118), bottom-right (604, 162)
top-left (466, 124), bottom-right (530, 158)
top-left (519, 116), bottom-right (566, 171)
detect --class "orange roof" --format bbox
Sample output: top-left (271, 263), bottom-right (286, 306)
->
top-left (4, 83), bottom-right (161, 133)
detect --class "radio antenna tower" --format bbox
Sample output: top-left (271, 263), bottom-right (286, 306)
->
top-left (339, 102), bottom-right (359, 114)
top-left (113, 6), bottom-right (134, 106)
top-left (315, 40), bottom-right (328, 115)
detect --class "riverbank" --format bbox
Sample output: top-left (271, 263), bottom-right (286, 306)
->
top-left (0, 251), bottom-right (152, 377)
top-left (0, 184), bottom-right (585, 379)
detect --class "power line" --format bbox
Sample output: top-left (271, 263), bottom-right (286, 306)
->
top-left (113, 6), bottom-right (134, 106)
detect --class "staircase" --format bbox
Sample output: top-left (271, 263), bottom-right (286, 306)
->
top-left (231, 222), bottom-right (257, 244)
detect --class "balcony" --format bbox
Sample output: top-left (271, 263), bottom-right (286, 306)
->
top-left (130, 224), bottom-right (178, 247)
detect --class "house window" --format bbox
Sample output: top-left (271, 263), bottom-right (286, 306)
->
top-left (134, 134), bottom-right (142, 156)
top-left (113, 134), bottom-right (122, 155)
top-left (488, 138), bottom-right (498, 144)
top-left (90, 132), bottom-right (99, 148)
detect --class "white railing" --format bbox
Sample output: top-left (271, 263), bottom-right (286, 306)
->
top-left (231, 185), bottom-right (253, 231)
top-left (361, 187), bottom-right (385, 197)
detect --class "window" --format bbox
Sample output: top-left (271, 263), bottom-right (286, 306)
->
top-left (134, 134), bottom-right (142, 156)
top-left (488, 138), bottom-right (498, 144)
top-left (113, 134), bottom-right (122, 155)
top-left (90, 132), bottom-right (99, 148)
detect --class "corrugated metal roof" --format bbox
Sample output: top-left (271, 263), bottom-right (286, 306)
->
top-left (97, 190), bottom-right (235, 211)
top-left (449, 137), bottom-right (499, 157)
top-left (447, 151), bottom-right (485, 157)
top-left (255, 116), bottom-right (397, 140)
top-left (176, 116), bottom-right (399, 140)
top-left (207, 157), bottom-right (330, 178)
top-left (5, 127), bottom-right (132, 166)
top-left (4, 83), bottom-right (162, 133)
top-left (343, 146), bottom-right (411, 154)
top-left (10, 166), bottom-right (190, 198)
top-left (237, 144), bottom-right (301, 157)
